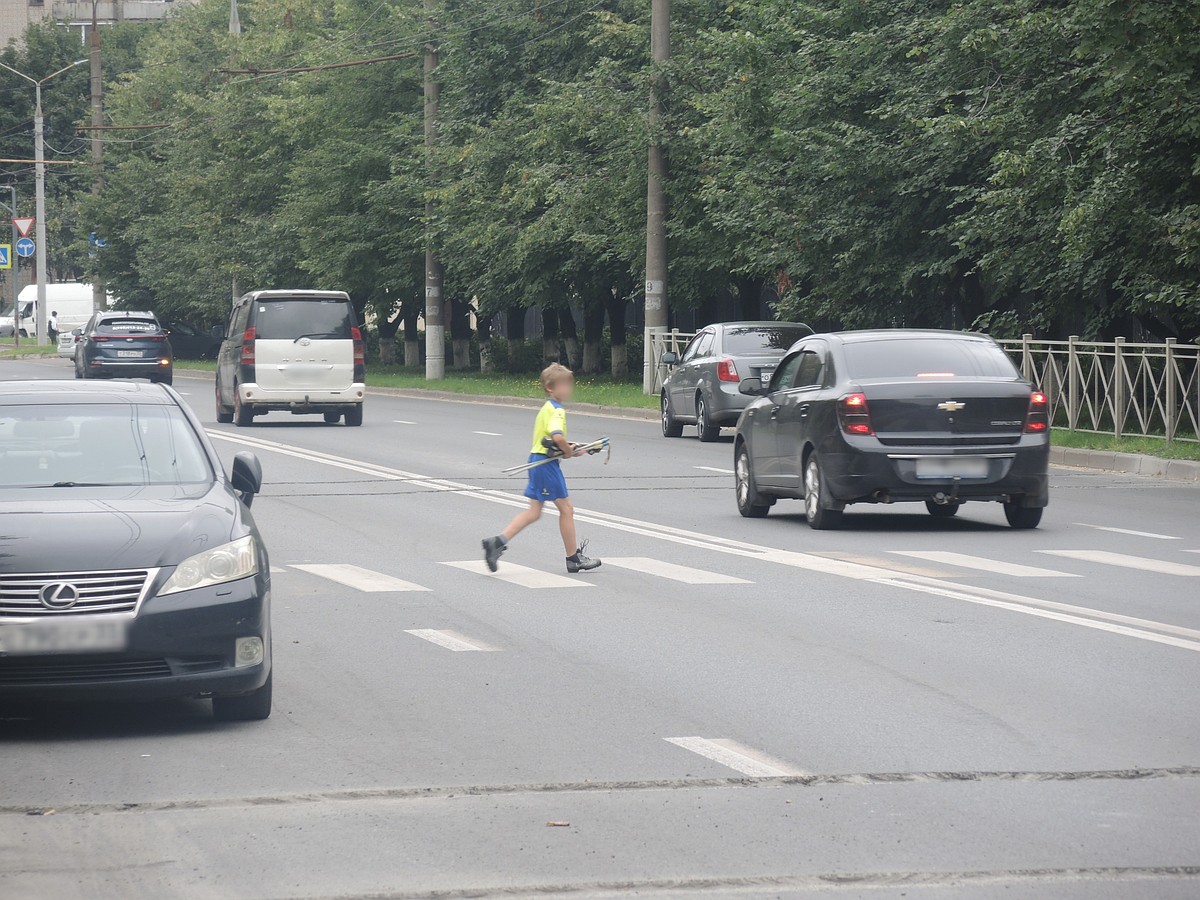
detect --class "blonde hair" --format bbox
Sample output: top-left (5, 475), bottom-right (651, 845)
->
top-left (540, 363), bottom-right (574, 391)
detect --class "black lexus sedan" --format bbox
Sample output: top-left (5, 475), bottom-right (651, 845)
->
top-left (733, 330), bottom-right (1050, 529)
top-left (74, 311), bottom-right (174, 384)
top-left (0, 381), bottom-right (272, 720)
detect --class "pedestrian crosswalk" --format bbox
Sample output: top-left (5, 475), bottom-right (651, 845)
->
top-left (268, 544), bottom-right (1200, 597)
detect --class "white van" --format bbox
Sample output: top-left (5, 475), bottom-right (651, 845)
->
top-left (214, 290), bottom-right (366, 426)
top-left (0, 283), bottom-right (97, 343)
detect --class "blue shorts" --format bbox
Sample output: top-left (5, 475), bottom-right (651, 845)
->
top-left (524, 455), bottom-right (569, 502)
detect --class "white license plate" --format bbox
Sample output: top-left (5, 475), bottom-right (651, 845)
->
top-left (0, 620), bottom-right (129, 656)
top-left (116, 350), bottom-right (143, 358)
top-left (914, 457), bottom-right (989, 480)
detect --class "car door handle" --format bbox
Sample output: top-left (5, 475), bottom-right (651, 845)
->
top-left (799, 403), bottom-right (811, 418)
top-left (769, 407), bottom-right (780, 419)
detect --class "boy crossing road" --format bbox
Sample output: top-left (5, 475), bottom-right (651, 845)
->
top-left (482, 363), bottom-right (601, 574)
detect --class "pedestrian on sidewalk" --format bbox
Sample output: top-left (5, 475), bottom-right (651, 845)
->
top-left (47, 310), bottom-right (59, 345)
top-left (483, 363), bottom-right (601, 574)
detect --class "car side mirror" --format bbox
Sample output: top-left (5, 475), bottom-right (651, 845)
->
top-left (739, 377), bottom-right (765, 396)
top-left (230, 451), bottom-right (263, 507)
top-left (72, 328), bottom-right (82, 336)
top-left (211, 325), bottom-right (225, 340)
top-left (661, 351), bottom-right (679, 366)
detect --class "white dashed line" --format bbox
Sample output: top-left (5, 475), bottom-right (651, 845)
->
top-left (665, 737), bottom-right (806, 777)
top-left (694, 466), bottom-right (734, 475)
top-left (442, 560), bottom-right (592, 589)
top-left (1076, 524), bottom-right (1181, 540)
top-left (604, 557), bottom-right (750, 585)
top-left (393, 420), bottom-right (417, 425)
top-left (404, 629), bottom-right (499, 652)
top-left (472, 431), bottom-right (502, 436)
top-left (1039, 550), bottom-right (1200, 577)
top-left (290, 564), bottom-right (430, 592)
top-left (891, 551), bottom-right (1076, 578)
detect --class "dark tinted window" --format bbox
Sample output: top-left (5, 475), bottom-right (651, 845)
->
top-left (723, 325), bottom-right (812, 355)
top-left (0, 404), bottom-right (211, 488)
top-left (253, 299), bottom-right (354, 341)
top-left (795, 351), bottom-right (825, 388)
top-left (97, 317), bottom-right (159, 334)
top-left (842, 337), bottom-right (1019, 380)
top-left (770, 353), bottom-right (803, 392)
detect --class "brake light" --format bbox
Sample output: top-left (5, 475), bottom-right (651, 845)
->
top-left (240, 326), bottom-right (256, 365)
top-left (716, 358), bottom-right (739, 382)
top-left (89, 334), bottom-right (110, 343)
top-left (838, 392), bottom-right (874, 436)
top-left (1024, 390), bottom-right (1049, 433)
top-left (352, 326), bottom-right (366, 381)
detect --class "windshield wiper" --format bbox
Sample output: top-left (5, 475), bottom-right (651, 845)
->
top-left (31, 481), bottom-right (142, 488)
top-left (293, 332), bottom-right (338, 343)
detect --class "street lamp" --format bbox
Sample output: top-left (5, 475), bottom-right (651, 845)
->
top-left (0, 58), bottom-right (88, 346)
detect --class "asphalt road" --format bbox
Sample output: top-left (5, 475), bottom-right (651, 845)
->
top-left (2, 357), bottom-right (1199, 900)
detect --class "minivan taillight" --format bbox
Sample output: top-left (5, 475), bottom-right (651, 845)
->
top-left (1024, 390), bottom-right (1049, 433)
top-left (838, 392), bottom-right (874, 436)
top-left (352, 326), bottom-right (366, 381)
top-left (716, 358), bottom-right (739, 382)
top-left (240, 326), bottom-right (257, 365)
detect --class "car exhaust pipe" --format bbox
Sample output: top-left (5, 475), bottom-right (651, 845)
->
top-left (871, 489), bottom-right (892, 504)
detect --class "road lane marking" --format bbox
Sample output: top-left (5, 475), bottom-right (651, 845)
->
top-left (665, 737), bottom-right (806, 777)
top-left (472, 431), bottom-right (502, 436)
top-left (875, 578), bottom-right (1200, 653)
top-left (1076, 524), bottom-right (1181, 540)
top-left (404, 629), bottom-right (499, 652)
top-left (205, 430), bottom-right (1200, 652)
top-left (810, 552), bottom-right (957, 579)
top-left (1040, 550), bottom-right (1200, 577)
top-left (290, 564), bottom-right (430, 592)
top-left (694, 466), bottom-right (734, 475)
top-left (442, 560), bottom-right (592, 589)
top-left (891, 551), bottom-right (1076, 578)
top-left (604, 557), bottom-right (750, 585)
top-left (393, 420), bottom-right (417, 425)
top-left (269, 566), bottom-right (286, 575)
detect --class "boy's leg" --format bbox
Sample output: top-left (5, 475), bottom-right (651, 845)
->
top-left (483, 500), bottom-right (543, 572)
top-left (553, 497), bottom-right (577, 557)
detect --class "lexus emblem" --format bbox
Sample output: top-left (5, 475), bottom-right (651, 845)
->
top-left (937, 401), bottom-right (966, 412)
top-left (39, 582), bottom-right (80, 610)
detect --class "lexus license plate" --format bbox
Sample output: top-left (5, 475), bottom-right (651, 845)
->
top-left (116, 350), bottom-right (142, 358)
top-left (915, 457), bottom-right (989, 480)
top-left (0, 620), bottom-right (128, 656)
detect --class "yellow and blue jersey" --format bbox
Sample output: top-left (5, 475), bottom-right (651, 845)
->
top-left (529, 399), bottom-right (567, 455)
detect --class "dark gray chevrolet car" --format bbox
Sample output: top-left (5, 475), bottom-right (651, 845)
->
top-left (0, 381), bottom-right (272, 719)
top-left (661, 321), bottom-right (814, 441)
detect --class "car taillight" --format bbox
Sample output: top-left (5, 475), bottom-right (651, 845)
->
top-left (1024, 390), bottom-right (1049, 433)
top-left (240, 326), bottom-right (256, 364)
top-left (352, 326), bottom-right (366, 381)
top-left (147, 334), bottom-right (167, 342)
top-left (838, 392), bottom-right (874, 436)
top-left (716, 358), bottom-right (740, 383)
top-left (89, 334), bottom-right (110, 343)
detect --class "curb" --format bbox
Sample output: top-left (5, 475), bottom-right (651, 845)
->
top-left (1049, 446), bottom-right (1200, 483)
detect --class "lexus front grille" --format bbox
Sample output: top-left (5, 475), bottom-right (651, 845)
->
top-left (0, 569), bottom-right (157, 618)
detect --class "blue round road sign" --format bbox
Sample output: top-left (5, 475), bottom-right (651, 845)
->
top-left (15, 237), bottom-right (34, 258)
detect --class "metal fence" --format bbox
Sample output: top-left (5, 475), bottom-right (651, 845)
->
top-left (650, 330), bottom-right (1199, 443)
top-left (1000, 336), bottom-right (1199, 444)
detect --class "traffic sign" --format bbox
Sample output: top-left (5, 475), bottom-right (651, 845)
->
top-left (0, 245), bottom-right (9, 270)
top-left (15, 237), bottom-right (34, 258)
top-left (11, 217), bottom-right (34, 238)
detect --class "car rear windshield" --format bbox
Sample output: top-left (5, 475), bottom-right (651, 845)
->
top-left (842, 337), bottom-right (1019, 380)
top-left (97, 318), bottom-right (159, 334)
top-left (723, 326), bottom-right (813, 355)
top-left (0, 404), bottom-right (212, 488)
top-left (254, 299), bottom-right (354, 341)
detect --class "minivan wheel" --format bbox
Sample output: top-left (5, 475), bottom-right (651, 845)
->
top-left (696, 395), bottom-right (721, 442)
top-left (213, 672), bottom-right (272, 721)
top-left (661, 392), bottom-right (683, 438)
top-left (344, 404), bottom-right (363, 427)
top-left (1003, 500), bottom-right (1043, 530)
top-left (804, 453), bottom-right (843, 530)
top-left (234, 390), bottom-right (254, 427)
top-left (323, 412), bottom-right (341, 425)
top-left (216, 381), bottom-right (234, 424)
top-left (735, 444), bottom-right (772, 518)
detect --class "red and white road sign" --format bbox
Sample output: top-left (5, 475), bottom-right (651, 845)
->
top-left (12, 217), bottom-right (34, 238)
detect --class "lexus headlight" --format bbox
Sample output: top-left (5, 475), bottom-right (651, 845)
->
top-left (159, 536), bottom-right (258, 596)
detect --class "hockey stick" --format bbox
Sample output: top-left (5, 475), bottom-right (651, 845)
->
top-left (502, 437), bottom-right (611, 475)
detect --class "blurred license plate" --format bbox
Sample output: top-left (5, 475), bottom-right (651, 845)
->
top-left (915, 457), bottom-right (989, 479)
top-left (0, 620), bottom-right (128, 656)
top-left (116, 350), bottom-right (142, 358)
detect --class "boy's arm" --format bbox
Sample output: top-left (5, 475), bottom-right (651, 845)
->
top-left (550, 432), bottom-right (583, 458)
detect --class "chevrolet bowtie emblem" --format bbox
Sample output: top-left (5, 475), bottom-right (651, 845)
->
top-left (937, 401), bottom-right (966, 412)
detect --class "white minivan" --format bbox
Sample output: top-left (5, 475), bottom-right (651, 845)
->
top-left (215, 290), bottom-right (366, 426)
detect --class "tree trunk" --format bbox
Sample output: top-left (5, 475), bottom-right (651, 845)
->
top-left (582, 296), bottom-right (605, 374)
top-left (477, 312), bottom-right (495, 374)
top-left (376, 303), bottom-right (401, 366)
top-left (505, 307), bottom-right (526, 371)
top-left (541, 308), bottom-right (560, 363)
top-left (607, 292), bottom-right (628, 377)
top-left (402, 302), bottom-right (421, 367)
top-left (560, 305), bottom-right (581, 370)
top-left (450, 297), bottom-right (472, 369)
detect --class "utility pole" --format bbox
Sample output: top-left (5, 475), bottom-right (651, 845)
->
top-left (89, 0), bottom-right (105, 313)
top-left (423, 0), bottom-right (445, 380)
top-left (1, 185), bottom-right (16, 345)
top-left (642, 0), bottom-right (670, 393)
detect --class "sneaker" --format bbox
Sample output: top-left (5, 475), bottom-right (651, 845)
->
top-left (566, 540), bottom-right (601, 573)
top-left (482, 536), bottom-right (506, 572)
